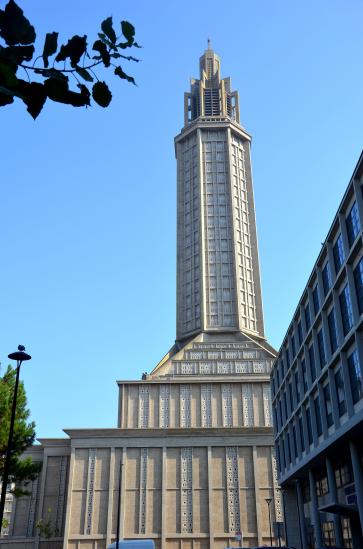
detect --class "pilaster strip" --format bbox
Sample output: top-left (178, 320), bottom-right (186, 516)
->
top-left (161, 447), bottom-right (167, 547)
top-left (61, 448), bottom-right (74, 549)
top-left (159, 385), bottom-right (170, 428)
top-left (34, 453), bottom-right (48, 549)
top-left (201, 384), bottom-right (212, 427)
top-left (270, 446), bottom-right (283, 521)
top-left (85, 448), bottom-right (96, 535)
top-left (26, 476), bottom-right (39, 537)
top-left (120, 447), bottom-right (126, 539)
top-left (106, 447), bottom-right (115, 546)
top-left (207, 446), bottom-right (214, 549)
top-left (252, 445), bottom-right (262, 545)
top-left (263, 385), bottom-right (272, 427)
top-left (226, 447), bottom-right (241, 533)
top-left (181, 447), bottom-right (193, 532)
top-left (241, 384), bottom-right (254, 426)
top-left (222, 384), bottom-right (232, 427)
top-left (139, 448), bottom-right (148, 534)
top-left (138, 385), bottom-right (150, 428)
top-left (180, 384), bottom-right (191, 427)
top-left (55, 455), bottom-right (67, 534)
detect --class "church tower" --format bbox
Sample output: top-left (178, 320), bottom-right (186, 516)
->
top-left (176, 44), bottom-right (264, 342)
top-left (0, 48), bottom-right (282, 549)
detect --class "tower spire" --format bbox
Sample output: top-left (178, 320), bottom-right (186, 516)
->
top-left (207, 37), bottom-right (211, 50)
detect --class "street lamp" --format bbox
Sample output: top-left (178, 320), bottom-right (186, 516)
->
top-left (265, 497), bottom-right (273, 546)
top-left (0, 346), bottom-right (31, 535)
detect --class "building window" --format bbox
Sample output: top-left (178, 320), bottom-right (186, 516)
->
top-left (298, 320), bottom-right (303, 345)
top-left (288, 381), bottom-right (293, 411)
top-left (301, 359), bottom-right (308, 393)
top-left (347, 348), bottom-right (363, 404)
top-left (354, 257), bottom-right (363, 314)
top-left (333, 234), bottom-right (345, 273)
top-left (316, 474), bottom-right (329, 496)
top-left (286, 432), bottom-right (292, 464)
top-left (335, 368), bottom-right (346, 416)
top-left (292, 424), bottom-right (298, 458)
top-left (309, 344), bottom-right (317, 381)
top-left (283, 391), bottom-right (288, 421)
top-left (314, 395), bottom-right (323, 436)
top-left (346, 201), bottom-right (360, 247)
top-left (294, 369), bottom-right (301, 402)
top-left (312, 285), bottom-right (320, 315)
top-left (291, 335), bottom-right (296, 358)
top-left (317, 330), bottom-right (326, 368)
top-left (335, 463), bottom-right (352, 488)
top-left (342, 517), bottom-right (353, 549)
top-left (328, 309), bottom-right (338, 353)
top-left (322, 521), bottom-right (336, 547)
top-left (302, 479), bottom-right (310, 502)
top-left (323, 383), bottom-right (334, 427)
top-left (298, 415), bottom-right (305, 452)
top-left (339, 285), bottom-right (354, 336)
top-left (305, 303), bottom-right (311, 331)
top-left (306, 407), bottom-right (313, 445)
top-left (322, 261), bottom-right (332, 296)
top-left (285, 348), bottom-right (290, 370)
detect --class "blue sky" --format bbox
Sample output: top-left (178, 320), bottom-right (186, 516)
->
top-left (1, 0), bottom-right (362, 439)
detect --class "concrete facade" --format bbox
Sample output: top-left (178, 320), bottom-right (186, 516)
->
top-left (271, 152), bottom-right (363, 549)
top-left (0, 48), bottom-right (280, 549)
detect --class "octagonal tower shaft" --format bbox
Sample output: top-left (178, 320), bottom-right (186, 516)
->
top-left (175, 47), bottom-right (265, 343)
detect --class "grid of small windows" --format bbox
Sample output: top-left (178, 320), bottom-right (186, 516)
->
top-left (316, 474), bottom-right (329, 496)
top-left (230, 133), bottom-right (258, 333)
top-left (333, 234), bottom-right (345, 273)
top-left (346, 201), bottom-right (360, 247)
top-left (334, 368), bottom-right (346, 416)
top-left (317, 330), bottom-right (326, 368)
top-left (328, 309), bottom-right (338, 353)
top-left (347, 348), bottom-right (363, 404)
top-left (323, 383), bottom-right (333, 427)
top-left (335, 463), bottom-right (352, 488)
top-left (339, 285), bottom-right (354, 335)
top-left (353, 257), bottom-right (363, 314)
top-left (312, 285), bottom-right (320, 315)
top-left (322, 521), bottom-right (335, 547)
top-left (203, 133), bottom-right (236, 329)
top-left (322, 261), bottom-right (332, 296)
top-left (309, 344), bottom-right (317, 381)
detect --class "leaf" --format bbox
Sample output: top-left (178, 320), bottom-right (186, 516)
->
top-left (42, 32), bottom-right (58, 68)
top-left (0, 88), bottom-right (14, 106)
top-left (101, 16), bottom-right (116, 44)
top-left (92, 40), bottom-right (110, 67)
top-left (0, 0), bottom-right (36, 46)
top-left (92, 81), bottom-right (112, 107)
top-left (0, 61), bottom-right (17, 86)
top-left (97, 32), bottom-right (116, 50)
top-left (76, 67), bottom-right (93, 82)
top-left (0, 45), bottom-right (34, 70)
top-left (16, 80), bottom-right (47, 119)
top-left (121, 21), bottom-right (135, 43)
top-left (44, 77), bottom-right (90, 108)
top-left (114, 65), bottom-right (135, 85)
top-left (55, 35), bottom-right (87, 68)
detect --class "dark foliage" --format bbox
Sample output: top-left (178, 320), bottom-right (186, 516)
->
top-left (0, 0), bottom-right (140, 118)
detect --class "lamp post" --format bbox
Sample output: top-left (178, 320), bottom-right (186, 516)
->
top-left (265, 497), bottom-right (273, 546)
top-left (0, 346), bottom-right (31, 535)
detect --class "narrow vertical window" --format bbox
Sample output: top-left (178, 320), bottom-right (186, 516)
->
top-left (347, 349), bottom-right (363, 404)
top-left (322, 262), bottom-right (332, 296)
top-left (346, 202), bottom-right (360, 247)
top-left (306, 407), bottom-right (313, 445)
top-left (334, 368), bottom-right (346, 416)
top-left (314, 395), bottom-right (323, 436)
top-left (305, 303), bottom-right (311, 331)
top-left (309, 344), bottom-right (317, 381)
top-left (301, 359), bottom-right (308, 392)
top-left (339, 285), bottom-right (354, 335)
top-left (333, 234), bottom-right (345, 273)
top-left (317, 330), bottom-right (326, 368)
top-left (353, 257), bottom-right (363, 314)
top-left (294, 370), bottom-right (300, 402)
top-left (312, 285), bottom-right (320, 315)
top-left (298, 320), bottom-right (303, 345)
top-left (298, 415), bottom-right (305, 451)
top-left (328, 309), bottom-right (338, 353)
top-left (323, 384), bottom-right (333, 427)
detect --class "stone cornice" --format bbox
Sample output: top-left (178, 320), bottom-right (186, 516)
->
top-left (63, 426), bottom-right (273, 438)
top-left (116, 375), bottom-right (271, 385)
